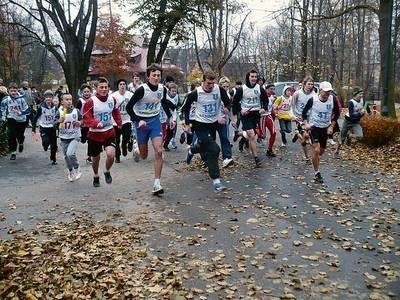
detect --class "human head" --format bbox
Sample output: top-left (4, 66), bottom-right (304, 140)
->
top-left (246, 69), bottom-right (258, 87)
top-left (257, 77), bottom-right (266, 86)
top-left (167, 82), bottom-right (178, 97)
top-left (302, 76), bottom-right (314, 94)
top-left (96, 77), bottom-right (109, 97)
top-left (146, 63), bottom-right (162, 85)
top-left (283, 86), bottom-right (292, 97)
top-left (0, 85), bottom-right (8, 95)
top-left (319, 81), bottom-right (333, 101)
top-left (265, 83), bottom-right (276, 96)
top-left (21, 81), bottom-right (29, 89)
top-left (80, 83), bottom-right (92, 99)
top-left (219, 76), bottom-right (230, 91)
top-left (62, 93), bottom-right (73, 108)
top-left (43, 90), bottom-right (54, 105)
top-left (116, 79), bottom-right (127, 93)
top-left (202, 71), bottom-right (217, 93)
top-left (8, 82), bottom-right (19, 97)
top-left (235, 80), bottom-right (242, 87)
top-left (352, 87), bottom-right (363, 100)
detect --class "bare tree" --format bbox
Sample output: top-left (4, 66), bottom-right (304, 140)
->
top-left (3, 0), bottom-right (98, 100)
top-left (193, 0), bottom-right (249, 76)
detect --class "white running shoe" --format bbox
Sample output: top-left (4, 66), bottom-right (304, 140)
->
top-left (328, 139), bottom-right (336, 146)
top-left (68, 170), bottom-right (75, 182)
top-left (152, 183), bottom-right (164, 195)
top-left (222, 158), bottom-right (233, 168)
top-left (74, 167), bottom-right (82, 180)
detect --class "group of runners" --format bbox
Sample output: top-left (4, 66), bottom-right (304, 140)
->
top-left (0, 66), bottom-right (368, 193)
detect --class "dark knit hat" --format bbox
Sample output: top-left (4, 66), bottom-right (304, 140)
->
top-left (352, 87), bottom-right (363, 97)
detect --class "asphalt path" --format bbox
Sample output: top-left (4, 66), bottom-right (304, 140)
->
top-left (0, 127), bottom-right (399, 298)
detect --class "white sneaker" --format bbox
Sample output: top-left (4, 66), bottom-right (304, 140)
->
top-left (328, 139), bottom-right (336, 146)
top-left (152, 183), bottom-right (164, 195)
top-left (222, 158), bottom-right (233, 168)
top-left (68, 170), bottom-right (75, 182)
top-left (74, 167), bottom-right (82, 180)
top-left (281, 143), bottom-right (287, 147)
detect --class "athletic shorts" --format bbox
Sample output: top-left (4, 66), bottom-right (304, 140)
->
top-left (87, 137), bottom-right (116, 157)
top-left (136, 116), bottom-right (162, 145)
top-left (309, 127), bottom-right (328, 149)
top-left (241, 111), bottom-right (260, 131)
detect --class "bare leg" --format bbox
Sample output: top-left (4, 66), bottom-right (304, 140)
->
top-left (105, 146), bottom-right (115, 171)
top-left (152, 136), bottom-right (163, 179)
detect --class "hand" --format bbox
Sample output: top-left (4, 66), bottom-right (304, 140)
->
top-left (241, 108), bottom-right (250, 116)
top-left (138, 120), bottom-right (146, 128)
top-left (222, 107), bottom-right (230, 115)
top-left (217, 116), bottom-right (226, 124)
top-left (327, 126), bottom-right (333, 135)
top-left (304, 122), bottom-right (312, 130)
top-left (259, 108), bottom-right (266, 114)
top-left (169, 120), bottom-right (176, 129)
top-left (96, 122), bottom-right (103, 128)
top-left (72, 120), bottom-right (81, 126)
top-left (184, 124), bottom-right (191, 133)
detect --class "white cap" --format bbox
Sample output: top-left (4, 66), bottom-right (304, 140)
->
top-left (319, 81), bottom-right (333, 92)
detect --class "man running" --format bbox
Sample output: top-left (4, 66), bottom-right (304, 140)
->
top-left (181, 71), bottom-right (231, 191)
top-left (232, 69), bottom-right (268, 167)
top-left (83, 77), bottom-right (122, 187)
top-left (301, 81), bottom-right (340, 183)
top-left (126, 63), bottom-right (175, 195)
top-left (292, 76), bottom-right (316, 160)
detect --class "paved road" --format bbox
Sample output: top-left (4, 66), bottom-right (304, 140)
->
top-left (1, 130), bottom-right (399, 298)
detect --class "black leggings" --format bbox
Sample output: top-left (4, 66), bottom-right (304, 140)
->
top-left (7, 118), bottom-right (26, 152)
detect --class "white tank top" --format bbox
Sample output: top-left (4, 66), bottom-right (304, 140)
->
top-left (89, 95), bottom-right (115, 133)
top-left (309, 94), bottom-right (334, 128)
top-left (133, 83), bottom-right (164, 118)
top-left (241, 84), bottom-right (261, 111)
top-left (59, 108), bottom-right (81, 139)
top-left (293, 89), bottom-right (315, 118)
top-left (193, 84), bottom-right (221, 123)
top-left (39, 105), bottom-right (57, 128)
top-left (112, 90), bottom-right (133, 125)
top-left (345, 99), bottom-right (364, 117)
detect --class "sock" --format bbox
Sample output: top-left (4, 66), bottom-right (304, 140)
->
top-left (154, 178), bottom-right (160, 185)
top-left (213, 178), bottom-right (221, 185)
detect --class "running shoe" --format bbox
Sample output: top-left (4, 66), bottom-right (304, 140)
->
top-left (51, 160), bottom-right (58, 165)
top-left (314, 172), bottom-right (324, 184)
top-left (163, 143), bottom-right (170, 151)
top-left (186, 147), bottom-right (194, 164)
top-left (115, 157), bottom-right (121, 163)
top-left (238, 137), bottom-right (245, 152)
top-left (254, 157), bottom-right (262, 168)
top-left (169, 140), bottom-right (177, 149)
top-left (18, 144), bottom-right (24, 153)
top-left (122, 143), bottom-right (128, 156)
top-left (104, 171), bottom-right (112, 184)
top-left (152, 183), bottom-right (164, 195)
top-left (68, 170), bottom-right (75, 182)
top-left (266, 150), bottom-right (276, 157)
top-left (222, 158), bottom-right (233, 168)
top-left (74, 167), bottom-right (82, 180)
top-left (10, 153), bottom-right (16, 160)
top-left (86, 157), bottom-right (92, 164)
top-left (327, 139), bottom-right (336, 146)
top-left (333, 151), bottom-right (340, 159)
top-left (93, 176), bottom-right (100, 187)
top-left (213, 182), bottom-right (227, 192)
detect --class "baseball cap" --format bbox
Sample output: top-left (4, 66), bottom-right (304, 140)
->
top-left (319, 81), bottom-right (333, 92)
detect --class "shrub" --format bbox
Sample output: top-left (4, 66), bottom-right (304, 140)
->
top-left (360, 115), bottom-right (400, 147)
